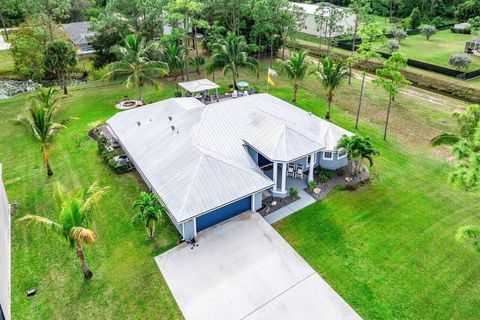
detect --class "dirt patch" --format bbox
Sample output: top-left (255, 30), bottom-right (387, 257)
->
top-left (305, 170), bottom-right (370, 201)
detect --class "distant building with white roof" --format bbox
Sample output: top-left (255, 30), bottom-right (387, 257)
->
top-left (288, 2), bottom-right (355, 38)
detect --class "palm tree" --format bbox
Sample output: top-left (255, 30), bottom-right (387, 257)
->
top-left (104, 34), bottom-right (169, 102)
top-left (132, 192), bottom-right (165, 239)
top-left (14, 98), bottom-right (65, 176)
top-left (32, 87), bottom-right (60, 109)
top-left (336, 135), bottom-right (379, 176)
top-left (277, 49), bottom-right (310, 102)
top-left (160, 44), bottom-right (194, 85)
top-left (431, 104), bottom-right (480, 147)
top-left (210, 33), bottom-right (259, 89)
top-left (18, 181), bottom-right (109, 280)
top-left (313, 57), bottom-right (347, 121)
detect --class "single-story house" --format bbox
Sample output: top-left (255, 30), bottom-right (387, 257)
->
top-left (106, 93), bottom-right (352, 240)
top-left (287, 2), bottom-right (355, 38)
top-left (60, 21), bottom-right (95, 54)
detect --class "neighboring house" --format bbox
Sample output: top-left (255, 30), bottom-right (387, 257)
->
top-left (107, 92), bottom-right (352, 241)
top-left (0, 165), bottom-right (11, 320)
top-left (288, 2), bottom-right (355, 38)
top-left (60, 21), bottom-right (95, 55)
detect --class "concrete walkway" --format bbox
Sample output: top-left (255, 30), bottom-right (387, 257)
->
top-left (0, 35), bottom-right (10, 51)
top-left (262, 168), bottom-right (316, 224)
top-left (264, 188), bottom-right (316, 224)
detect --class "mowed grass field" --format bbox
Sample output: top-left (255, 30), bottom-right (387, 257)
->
top-left (1, 62), bottom-right (480, 319)
top-left (383, 29), bottom-right (480, 70)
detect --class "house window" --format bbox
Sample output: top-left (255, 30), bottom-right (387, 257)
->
top-left (338, 149), bottom-right (347, 159)
top-left (323, 151), bottom-right (333, 160)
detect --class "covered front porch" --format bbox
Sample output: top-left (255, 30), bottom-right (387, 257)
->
top-left (263, 164), bottom-right (310, 197)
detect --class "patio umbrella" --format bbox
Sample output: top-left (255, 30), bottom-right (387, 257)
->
top-left (237, 81), bottom-right (249, 89)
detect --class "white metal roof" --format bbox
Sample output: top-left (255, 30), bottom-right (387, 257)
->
top-left (178, 79), bottom-right (220, 93)
top-left (107, 94), bottom-right (352, 223)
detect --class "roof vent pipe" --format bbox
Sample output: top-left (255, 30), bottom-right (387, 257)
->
top-left (137, 121), bottom-right (141, 127)
top-left (171, 126), bottom-right (175, 131)
top-left (168, 116), bottom-right (173, 121)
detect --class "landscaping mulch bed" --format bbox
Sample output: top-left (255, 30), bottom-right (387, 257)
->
top-left (305, 170), bottom-right (370, 201)
top-left (258, 195), bottom-right (300, 217)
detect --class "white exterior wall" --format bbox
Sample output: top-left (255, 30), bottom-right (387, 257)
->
top-left (0, 165), bottom-right (11, 320)
top-left (297, 10), bottom-right (356, 38)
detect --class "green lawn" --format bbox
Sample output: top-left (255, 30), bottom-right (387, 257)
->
top-left (2, 63), bottom-right (480, 319)
top-left (382, 29), bottom-right (480, 70)
top-left (2, 82), bottom-right (183, 319)
top-left (0, 50), bottom-right (14, 75)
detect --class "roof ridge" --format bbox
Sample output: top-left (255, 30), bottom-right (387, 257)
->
top-left (177, 151), bottom-right (207, 215)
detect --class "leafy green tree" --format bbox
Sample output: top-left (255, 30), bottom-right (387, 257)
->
top-left (18, 181), bottom-right (109, 279)
top-left (353, 23), bottom-right (384, 129)
top-left (286, 3), bottom-right (306, 52)
top-left (409, 7), bottom-right (421, 29)
top-left (44, 40), bottom-right (77, 95)
top-left (373, 52), bottom-right (408, 140)
top-left (336, 135), bottom-right (379, 176)
top-left (104, 34), bottom-right (168, 102)
top-left (26, 0), bottom-right (72, 41)
top-left (14, 89), bottom-right (66, 176)
top-left (166, 0), bottom-right (206, 74)
top-left (277, 49), bottom-right (310, 102)
top-left (455, 0), bottom-right (480, 22)
top-left (11, 36), bottom-right (45, 80)
top-left (313, 57), bottom-right (347, 121)
top-left (132, 192), bottom-right (165, 238)
top-left (210, 32), bottom-right (259, 89)
top-left (346, 0), bottom-right (372, 84)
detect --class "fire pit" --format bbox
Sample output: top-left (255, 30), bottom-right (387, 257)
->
top-left (115, 100), bottom-right (142, 110)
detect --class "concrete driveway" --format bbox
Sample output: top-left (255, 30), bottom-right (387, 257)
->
top-left (155, 212), bottom-right (361, 320)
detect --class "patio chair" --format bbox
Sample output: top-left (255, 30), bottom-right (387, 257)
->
top-left (287, 163), bottom-right (295, 178)
top-left (232, 90), bottom-right (238, 98)
top-left (244, 90), bottom-right (249, 96)
top-left (295, 164), bottom-right (304, 179)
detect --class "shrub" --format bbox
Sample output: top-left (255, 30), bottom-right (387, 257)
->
top-left (394, 29), bottom-right (407, 43)
top-left (315, 167), bottom-right (335, 183)
top-left (448, 54), bottom-right (472, 71)
top-left (307, 182), bottom-right (316, 190)
top-left (289, 187), bottom-right (299, 197)
top-left (420, 25), bottom-right (438, 40)
top-left (385, 39), bottom-right (399, 53)
top-left (400, 18), bottom-right (411, 31)
top-left (409, 7), bottom-right (422, 29)
top-left (431, 16), bottom-right (445, 27)
top-left (174, 90), bottom-right (182, 97)
top-left (97, 137), bottom-right (130, 174)
top-left (336, 167), bottom-right (346, 176)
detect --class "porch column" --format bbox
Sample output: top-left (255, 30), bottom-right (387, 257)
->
top-left (308, 152), bottom-right (315, 182)
top-left (272, 161), bottom-right (278, 191)
top-left (281, 162), bottom-right (287, 193)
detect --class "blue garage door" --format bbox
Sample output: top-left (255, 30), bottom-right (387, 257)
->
top-left (196, 196), bottom-right (251, 232)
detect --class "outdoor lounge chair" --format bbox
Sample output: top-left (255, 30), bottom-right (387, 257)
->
top-left (287, 163), bottom-right (295, 178)
top-left (295, 164), bottom-right (304, 179)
